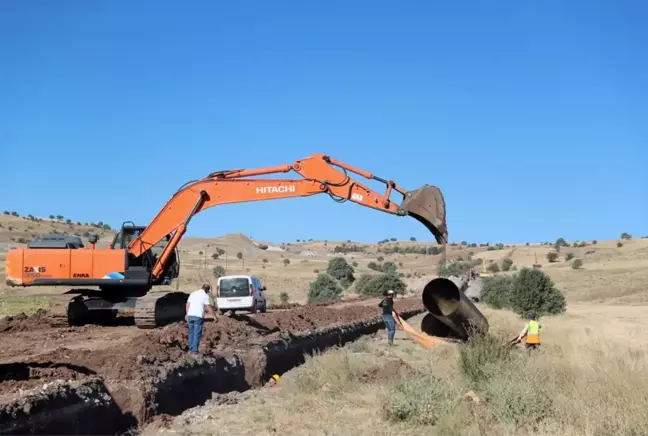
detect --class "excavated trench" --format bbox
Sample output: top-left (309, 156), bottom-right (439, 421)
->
top-left (0, 301), bottom-right (425, 435)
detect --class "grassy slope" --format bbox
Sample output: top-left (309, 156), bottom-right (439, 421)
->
top-left (1, 212), bottom-right (647, 310)
top-left (147, 305), bottom-right (648, 436)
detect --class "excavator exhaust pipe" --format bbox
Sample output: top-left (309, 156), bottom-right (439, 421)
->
top-left (400, 185), bottom-right (448, 245)
top-left (421, 277), bottom-right (489, 340)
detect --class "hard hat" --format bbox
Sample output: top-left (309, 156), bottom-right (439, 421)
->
top-left (387, 290), bottom-right (394, 295)
top-left (271, 374), bottom-right (280, 382)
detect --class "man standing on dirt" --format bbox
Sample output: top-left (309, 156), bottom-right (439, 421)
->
top-left (378, 290), bottom-right (396, 345)
top-left (185, 284), bottom-right (215, 354)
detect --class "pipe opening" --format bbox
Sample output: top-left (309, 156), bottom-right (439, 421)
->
top-left (420, 314), bottom-right (463, 339)
top-left (422, 278), bottom-right (461, 316)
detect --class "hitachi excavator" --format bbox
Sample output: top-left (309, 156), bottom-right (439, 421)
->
top-left (4, 153), bottom-right (448, 329)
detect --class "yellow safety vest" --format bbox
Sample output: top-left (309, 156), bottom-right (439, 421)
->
top-left (526, 320), bottom-right (540, 344)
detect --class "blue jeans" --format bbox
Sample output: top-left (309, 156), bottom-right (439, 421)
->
top-left (187, 316), bottom-right (204, 353)
top-left (383, 314), bottom-right (395, 344)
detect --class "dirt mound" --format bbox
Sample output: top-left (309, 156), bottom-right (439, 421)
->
top-left (360, 358), bottom-right (420, 384)
top-left (0, 310), bottom-right (60, 333)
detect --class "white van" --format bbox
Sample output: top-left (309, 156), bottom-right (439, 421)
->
top-left (216, 275), bottom-right (267, 314)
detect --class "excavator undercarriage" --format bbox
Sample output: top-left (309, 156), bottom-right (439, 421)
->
top-left (5, 153), bottom-right (448, 329)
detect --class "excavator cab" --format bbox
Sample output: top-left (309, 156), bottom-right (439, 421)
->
top-left (111, 222), bottom-right (180, 286)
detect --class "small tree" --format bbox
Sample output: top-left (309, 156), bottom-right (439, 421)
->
top-left (211, 253), bottom-right (219, 260)
top-left (486, 262), bottom-right (500, 273)
top-left (621, 232), bottom-right (632, 240)
top-left (508, 268), bottom-right (566, 316)
top-left (49, 214), bottom-right (55, 219)
top-left (483, 275), bottom-right (515, 309)
top-left (56, 215), bottom-right (64, 220)
top-left (377, 255), bottom-right (384, 262)
top-left (592, 240), bottom-right (597, 244)
top-left (355, 273), bottom-right (406, 297)
top-left (283, 258), bottom-right (290, 266)
top-left (617, 242), bottom-right (623, 248)
top-left (565, 253), bottom-right (575, 261)
top-left (352, 261), bottom-right (358, 267)
top-left (327, 257), bottom-right (355, 285)
top-left (381, 261), bottom-right (397, 274)
top-left (571, 258), bottom-right (583, 269)
top-left (236, 252), bottom-right (243, 260)
top-left (307, 274), bottom-right (343, 303)
top-left (501, 258), bottom-right (514, 272)
top-left (410, 237), bottom-right (416, 241)
top-left (546, 252), bottom-right (559, 263)
top-left (213, 265), bottom-right (226, 278)
top-left (279, 292), bottom-right (290, 304)
top-left (262, 258), bottom-right (268, 264)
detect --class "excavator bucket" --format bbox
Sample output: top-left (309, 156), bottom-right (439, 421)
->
top-left (400, 185), bottom-right (448, 245)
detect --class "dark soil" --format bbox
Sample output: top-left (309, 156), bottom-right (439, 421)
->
top-left (0, 295), bottom-right (422, 394)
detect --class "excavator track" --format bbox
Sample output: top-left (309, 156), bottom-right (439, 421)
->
top-left (134, 291), bottom-right (189, 329)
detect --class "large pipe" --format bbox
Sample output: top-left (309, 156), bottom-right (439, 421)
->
top-left (422, 277), bottom-right (489, 340)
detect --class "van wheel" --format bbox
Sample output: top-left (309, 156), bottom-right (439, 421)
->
top-left (261, 301), bottom-right (267, 313)
top-left (251, 301), bottom-right (257, 314)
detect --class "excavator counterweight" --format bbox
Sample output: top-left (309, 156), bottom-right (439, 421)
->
top-left (4, 153), bottom-right (448, 329)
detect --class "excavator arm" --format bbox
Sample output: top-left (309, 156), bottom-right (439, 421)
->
top-left (128, 153), bottom-right (448, 280)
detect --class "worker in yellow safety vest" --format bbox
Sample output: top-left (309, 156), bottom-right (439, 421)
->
top-left (516, 313), bottom-right (541, 350)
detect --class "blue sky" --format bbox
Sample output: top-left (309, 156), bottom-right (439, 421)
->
top-left (1, 0), bottom-right (646, 244)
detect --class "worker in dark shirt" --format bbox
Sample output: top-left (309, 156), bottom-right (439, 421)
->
top-left (378, 290), bottom-right (396, 345)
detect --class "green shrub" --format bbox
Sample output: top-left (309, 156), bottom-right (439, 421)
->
top-left (501, 258), bottom-right (514, 271)
top-left (565, 252), bottom-right (575, 261)
top-left (355, 273), bottom-right (406, 297)
top-left (382, 376), bottom-right (457, 426)
top-left (459, 332), bottom-right (512, 386)
top-left (279, 292), bottom-right (290, 304)
top-left (508, 267), bottom-right (566, 316)
top-left (307, 274), bottom-right (343, 303)
top-left (486, 262), bottom-right (500, 273)
top-left (283, 258), bottom-right (290, 266)
top-left (212, 265), bottom-right (226, 278)
top-left (617, 242), bottom-right (623, 248)
top-left (483, 275), bottom-right (515, 309)
top-left (571, 258), bottom-right (583, 269)
top-left (546, 251), bottom-right (558, 262)
top-left (326, 257), bottom-right (355, 285)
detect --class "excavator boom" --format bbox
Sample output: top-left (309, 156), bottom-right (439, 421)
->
top-left (4, 152), bottom-right (448, 329)
top-left (128, 153), bottom-right (448, 281)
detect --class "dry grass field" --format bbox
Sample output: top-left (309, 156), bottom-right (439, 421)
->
top-left (145, 304), bottom-right (648, 436)
top-left (1, 211), bottom-right (647, 435)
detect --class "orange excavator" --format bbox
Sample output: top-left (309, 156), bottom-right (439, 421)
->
top-left (4, 153), bottom-right (448, 329)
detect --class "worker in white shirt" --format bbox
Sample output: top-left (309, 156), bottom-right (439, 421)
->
top-left (185, 284), bottom-right (215, 353)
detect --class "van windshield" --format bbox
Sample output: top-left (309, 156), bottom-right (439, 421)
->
top-left (219, 277), bottom-right (250, 298)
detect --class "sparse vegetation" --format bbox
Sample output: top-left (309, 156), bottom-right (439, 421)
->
top-left (212, 265), bottom-right (226, 278)
top-left (486, 262), bottom-right (500, 273)
top-left (617, 242), bottom-right (624, 248)
top-left (354, 273), bottom-right (406, 296)
top-left (279, 292), bottom-right (290, 304)
top-left (501, 258), bottom-right (514, 271)
top-left (571, 258), bottom-right (583, 269)
top-left (436, 260), bottom-right (476, 277)
top-left (565, 252), bottom-right (575, 261)
top-left (546, 251), bottom-right (559, 262)
top-left (283, 258), bottom-right (290, 266)
top-left (621, 232), bottom-right (632, 240)
top-left (307, 274), bottom-right (343, 303)
top-left (483, 267), bottom-right (566, 316)
top-left (326, 257), bottom-right (355, 289)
